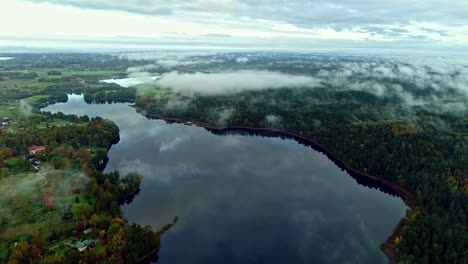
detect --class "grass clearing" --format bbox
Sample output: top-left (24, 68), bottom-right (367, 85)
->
top-left (0, 102), bottom-right (19, 117)
top-left (0, 169), bottom-right (92, 239)
top-left (140, 86), bottom-right (173, 97)
top-left (22, 95), bottom-right (51, 102)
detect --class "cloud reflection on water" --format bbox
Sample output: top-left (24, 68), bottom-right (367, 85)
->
top-left (43, 94), bottom-right (406, 264)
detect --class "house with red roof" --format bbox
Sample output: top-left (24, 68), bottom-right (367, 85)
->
top-left (44, 197), bottom-right (54, 209)
top-left (28, 145), bottom-right (45, 155)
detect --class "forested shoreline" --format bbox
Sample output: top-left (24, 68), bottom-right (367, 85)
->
top-left (134, 86), bottom-right (467, 264)
top-left (0, 111), bottom-right (173, 263)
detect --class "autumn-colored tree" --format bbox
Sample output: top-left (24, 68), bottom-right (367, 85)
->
top-left (40, 253), bottom-right (65, 264)
top-left (90, 214), bottom-right (99, 228)
top-left (77, 204), bottom-right (92, 219)
top-left (7, 241), bottom-right (32, 264)
top-left (109, 229), bottom-right (128, 254)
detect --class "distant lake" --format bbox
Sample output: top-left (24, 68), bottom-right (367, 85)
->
top-left (43, 94), bottom-right (407, 264)
top-left (99, 76), bottom-right (160, 87)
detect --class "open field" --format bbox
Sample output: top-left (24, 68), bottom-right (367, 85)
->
top-left (0, 102), bottom-right (19, 117)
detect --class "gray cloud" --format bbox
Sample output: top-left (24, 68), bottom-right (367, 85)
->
top-left (205, 34), bottom-right (231, 38)
top-left (26, 0), bottom-right (468, 29)
top-left (0, 0), bottom-right (461, 52)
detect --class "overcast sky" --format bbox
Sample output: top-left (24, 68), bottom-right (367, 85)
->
top-left (1, 0), bottom-right (468, 53)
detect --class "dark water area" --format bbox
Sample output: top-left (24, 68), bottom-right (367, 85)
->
top-left (43, 94), bottom-right (407, 264)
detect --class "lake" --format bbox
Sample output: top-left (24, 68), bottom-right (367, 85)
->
top-left (43, 94), bottom-right (407, 264)
top-left (99, 76), bottom-right (160, 87)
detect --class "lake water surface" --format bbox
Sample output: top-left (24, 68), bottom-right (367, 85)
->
top-left (43, 94), bottom-right (407, 264)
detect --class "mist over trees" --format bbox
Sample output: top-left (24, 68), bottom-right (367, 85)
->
top-left (133, 53), bottom-right (467, 264)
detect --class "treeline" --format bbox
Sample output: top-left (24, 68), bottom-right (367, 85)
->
top-left (0, 116), bottom-right (118, 156)
top-left (0, 72), bottom-right (38, 80)
top-left (28, 94), bottom-right (68, 110)
top-left (0, 116), bottom-right (118, 175)
top-left (0, 53), bottom-right (151, 72)
top-left (84, 89), bottom-right (137, 104)
top-left (136, 87), bottom-right (467, 263)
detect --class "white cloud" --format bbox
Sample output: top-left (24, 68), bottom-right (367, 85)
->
top-left (155, 71), bottom-right (321, 95)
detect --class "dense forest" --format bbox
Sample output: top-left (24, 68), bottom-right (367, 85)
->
top-left (135, 85), bottom-right (467, 263)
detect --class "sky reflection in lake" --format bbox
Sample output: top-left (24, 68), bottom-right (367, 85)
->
top-left (43, 94), bottom-right (406, 264)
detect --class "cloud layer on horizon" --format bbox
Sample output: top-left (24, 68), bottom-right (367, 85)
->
top-left (24, 0), bottom-right (468, 29)
top-left (0, 0), bottom-right (467, 52)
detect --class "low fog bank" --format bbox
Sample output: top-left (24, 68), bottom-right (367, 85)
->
top-left (314, 57), bottom-right (468, 104)
top-left (0, 169), bottom-right (90, 225)
top-left (127, 53), bottom-right (468, 120)
top-left (156, 71), bottom-right (320, 95)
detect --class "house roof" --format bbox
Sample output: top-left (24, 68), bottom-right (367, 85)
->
top-left (44, 197), bottom-right (54, 208)
top-left (76, 240), bottom-right (96, 248)
top-left (28, 145), bottom-right (45, 152)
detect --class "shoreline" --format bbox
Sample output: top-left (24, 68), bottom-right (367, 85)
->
top-left (132, 106), bottom-right (417, 264)
top-left (137, 247), bottom-right (159, 264)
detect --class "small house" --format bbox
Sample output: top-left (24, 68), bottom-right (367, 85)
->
top-left (28, 145), bottom-right (45, 155)
top-left (76, 240), bottom-right (97, 252)
top-left (35, 248), bottom-right (44, 256)
top-left (44, 197), bottom-right (54, 209)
